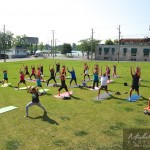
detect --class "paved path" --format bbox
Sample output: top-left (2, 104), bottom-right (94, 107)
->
top-left (0, 55), bottom-right (89, 63)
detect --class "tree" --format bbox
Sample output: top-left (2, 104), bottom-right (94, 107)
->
top-left (61, 43), bottom-right (72, 54)
top-left (78, 38), bottom-right (100, 59)
top-left (114, 39), bottom-right (119, 44)
top-left (0, 31), bottom-right (14, 50)
top-left (38, 42), bottom-right (44, 51)
top-left (105, 39), bottom-right (114, 45)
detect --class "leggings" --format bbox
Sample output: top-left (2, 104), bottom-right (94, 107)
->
top-left (26, 101), bottom-right (46, 116)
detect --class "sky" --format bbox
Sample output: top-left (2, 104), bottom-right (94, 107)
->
top-left (0, 0), bottom-right (150, 45)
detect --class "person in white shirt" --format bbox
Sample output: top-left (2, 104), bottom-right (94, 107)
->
top-left (97, 67), bottom-right (110, 99)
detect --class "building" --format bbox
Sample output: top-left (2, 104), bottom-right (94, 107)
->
top-left (7, 46), bottom-right (28, 58)
top-left (95, 38), bottom-right (150, 61)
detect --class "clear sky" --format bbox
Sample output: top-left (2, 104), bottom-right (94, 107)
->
top-left (0, 0), bottom-right (150, 44)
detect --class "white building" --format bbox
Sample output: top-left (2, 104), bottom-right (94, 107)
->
top-left (7, 46), bottom-right (27, 58)
top-left (95, 38), bottom-right (150, 61)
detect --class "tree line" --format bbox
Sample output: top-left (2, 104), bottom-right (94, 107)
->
top-left (0, 30), bottom-right (118, 59)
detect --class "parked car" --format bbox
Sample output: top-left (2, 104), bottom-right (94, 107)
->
top-left (0, 54), bottom-right (9, 59)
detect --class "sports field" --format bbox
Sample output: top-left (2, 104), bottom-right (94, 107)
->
top-left (0, 59), bottom-right (150, 150)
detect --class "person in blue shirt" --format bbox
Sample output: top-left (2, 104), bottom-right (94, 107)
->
top-left (92, 67), bottom-right (99, 89)
top-left (67, 67), bottom-right (77, 87)
top-left (36, 75), bottom-right (45, 92)
top-left (2, 68), bottom-right (8, 85)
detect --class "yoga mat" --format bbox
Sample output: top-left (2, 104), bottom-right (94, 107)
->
top-left (127, 94), bottom-right (141, 102)
top-left (95, 92), bottom-right (112, 100)
top-left (90, 87), bottom-right (99, 91)
top-left (0, 106), bottom-right (18, 114)
top-left (39, 89), bottom-right (49, 93)
top-left (54, 91), bottom-right (73, 98)
top-left (1, 83), bottom-right (11, 87)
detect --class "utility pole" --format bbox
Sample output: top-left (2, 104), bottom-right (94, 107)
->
top-left (51, 30), bottom-right (55, 59)
top-left (51, 40), bottom-right (52, 56)
top-left (55, 39), bottom-right (57, 56)
top-left (117, 25), bottom-right (121, 62)
top-left (91, 28), bottom-right (93, 60)
top-left (4, 25), bottom-right (6, 62)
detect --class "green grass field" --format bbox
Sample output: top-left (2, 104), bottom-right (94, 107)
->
top-left (0, 59), bottom-right (150, 150)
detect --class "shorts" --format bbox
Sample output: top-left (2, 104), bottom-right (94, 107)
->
top-left (131, 85), bottom-right (139, 91)
top-left (4, 77), bottom-right (8, 80)
top-left (100, 85), bottom-right (107, 90)
top-left (37, 84), bottom-right (42, 87)
top-left (19, 80), bottom-right (26, 84)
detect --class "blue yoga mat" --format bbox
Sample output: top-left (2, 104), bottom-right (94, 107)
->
top-left (0, 106), bottom-right (18, 114)
top-left (127, 94), bottom-right (141, 102)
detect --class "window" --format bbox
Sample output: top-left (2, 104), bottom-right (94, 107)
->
top-left (99, 47), bottom-right (102, 55)
top-left (143, 49), bottom-right (149, 57)
top-left (123, 48), bottom-right (127, 56)
top-left (111, 48), bottom-right (115, 55)
top-left (104, 48), bottom-right (109, 55)
top-left (131, 48), bottom-right (137, 56)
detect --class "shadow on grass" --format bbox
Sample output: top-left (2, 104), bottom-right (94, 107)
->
top-left (70, 95), bottom-right (83, 100)
top-left (74, 130), bottom-right (88, 136)
top-left (59, 116), bottom-right (70, 121)
top-left (6, 139), bottom-right (21, 150)
top-left (53, 139), bottom-right (66, 147)
top-left (109, 121), bottom-right (126, 131)
top-left (30, 112), bottom-right (59, 125)
top-left (140, 84), bottom-right (150, 88)
top-left (134, 117), bottom-right (148, 125)
top-left (140, 96), bottom-right (148, 101)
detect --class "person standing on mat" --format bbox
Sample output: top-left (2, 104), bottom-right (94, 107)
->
top-left (30, 65), bottom-right (36, 80)
top-left (23, 65), bottom-right (30, 78)
top-left (25, 86), bottom-right (47, 117)
top-left (106, 65), bottom-right (111, 81)
top-left (58, 73), bottom-right (70, 96)
top-left (97, 67), bottom-right (110, 99)
top-left (36, 75), bottom-right (45, 92)
top-left (129, 66), bottom-right (140, 100)
top-left (67, 67), bottom-right (77, 87)
top-left (112, 65), bottom-right (117, 77)
top-left (2, 68), bottom-right (8, 85)
top-left (18, 71), bottom-right (28, 90)
top-left (47, 65), bottom-right (57, 86)
top-left (92, 67), bottom-right (99, 89)
top-left (84, 64), bottom-right (90, 81)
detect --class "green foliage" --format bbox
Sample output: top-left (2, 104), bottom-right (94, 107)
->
top-left (0, 31), bottom-right (14, 50)
top-left (79, 38), bottom-right (100, 59)
top-left (105, 39), bottom-right (114, 45)
top-left (61, 43), bottom-right (72, 54)
top-left (38, 42), bottom-right (44, 51)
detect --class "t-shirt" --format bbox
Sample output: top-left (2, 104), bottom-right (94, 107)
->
top-left (93, 73), bottom-right (99, 81)
top-left (20, 74), bottom-right (24, 80)
top-left (36, 78), bottom-right (41, 86)
top-left (32, 92), bottom-right (39, 103)
top-left (50, 69), bottom-right (55, 78)
top-left (4, 72), bottom-right (7, 78)
top-left (100, 75), bottom-right (108, 86)
top-left (68, 69), bottom-right (76, 79)
top-left (132, 74), bottom-right (140, 86)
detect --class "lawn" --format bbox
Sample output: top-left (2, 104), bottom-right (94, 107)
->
top-left (0, 58), bottom-right (150, 150)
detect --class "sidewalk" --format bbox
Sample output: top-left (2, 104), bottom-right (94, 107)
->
top-left (0, 55), bottom-right (88, 63)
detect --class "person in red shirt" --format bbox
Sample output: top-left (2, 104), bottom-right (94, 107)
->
top-left (18, 71), bottom-right (28, 90)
